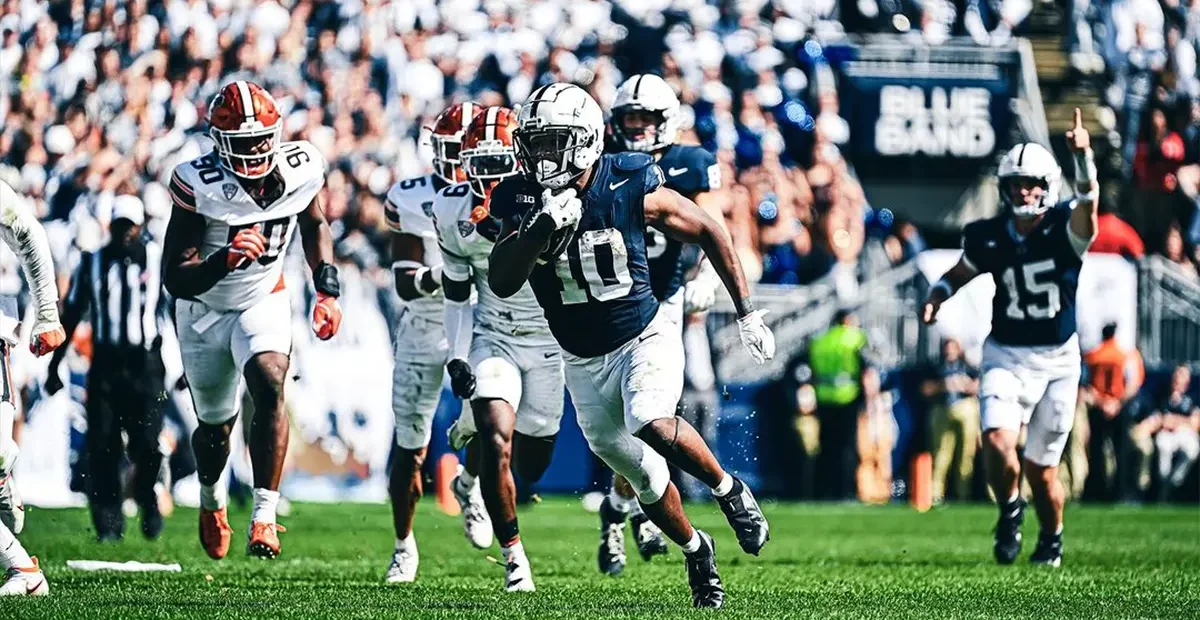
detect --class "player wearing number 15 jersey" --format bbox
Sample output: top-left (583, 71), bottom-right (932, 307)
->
top-left (489, 83), bottom-right (774, 609)
top-left (923, 111), bottom-right (1099, 569)
top-left (163, 81), bottom-right (342, 562)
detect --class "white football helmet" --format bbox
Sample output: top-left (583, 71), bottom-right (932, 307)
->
top-left (514, 83), bottom-right (605, 190)
top-left (997, 143), bottom-right (1061, 218)
top-left (611, 74), bottom-right (681, 153)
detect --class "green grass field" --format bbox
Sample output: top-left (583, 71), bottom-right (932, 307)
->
top-left (1, 499), bottom-right (1196, 619)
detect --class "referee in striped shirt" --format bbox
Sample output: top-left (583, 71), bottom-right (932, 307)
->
top-left (46, 197), bottom-right (169, 541)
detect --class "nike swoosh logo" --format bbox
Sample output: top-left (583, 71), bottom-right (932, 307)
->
top-left (543, 352), bottom-right (556, 359)
top-left (609, 179), bottom-right (629, 190)
top-left (26, 578), bottom-right (43, 595)
top-left (668, 167), bottom-right (687, 176)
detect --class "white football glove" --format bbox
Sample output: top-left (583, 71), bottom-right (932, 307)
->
top-left (683, 260), bottom-right (720, 314)
top-left (538, 188), bottom-right (582, 231)
top-left (737, 309), bottom-right (775, 364)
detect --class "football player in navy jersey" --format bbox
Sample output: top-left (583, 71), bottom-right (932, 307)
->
top-left (923, 110), bottom-right (1098, 568)
top-left (594, 74), bottom-right (727, 575)
top-left (488, 83), bottom-right (774, 609)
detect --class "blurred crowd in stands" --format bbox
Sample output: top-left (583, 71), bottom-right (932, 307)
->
top-left (1066, 0), bottom-right (1200, 281)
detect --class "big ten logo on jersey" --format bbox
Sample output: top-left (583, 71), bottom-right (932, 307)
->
top-left (552, 228), bottom-right (633, 304)
top-left (226, 217), bottom-right (294, 270)
top-left (875, 86), bottom-right (994, 158)
top-left (1001, 258), bottom-right (1061, 320)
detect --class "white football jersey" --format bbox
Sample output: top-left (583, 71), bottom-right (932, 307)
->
top-left (169, 141), bottom-right (325, 312)
top-left (384, 173), bottom-right (444, 324)
top-left (432, 183), bottom-right (551, 341)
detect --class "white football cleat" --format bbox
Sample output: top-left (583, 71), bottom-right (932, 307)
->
top-left (502, 544), bottom-right (535, 593)
top-left (385, 547), bottom-right (419, 584)
top-left (452, 470), bottom-right (493, 549)
top-left (0, 557), bottom-right (48, 597)
top-left (0, 472), bottom-right (24, 535)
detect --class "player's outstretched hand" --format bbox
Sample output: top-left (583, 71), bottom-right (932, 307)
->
top-left (226, 225), bottom-right (268, 270)
top-left (311, 293), bottom-right (342, 340)
top-left (738, 309), bottom-right (775, 364)
top-left (447, 359), bottom-right (476, 399)
top-left (1066, 107), bottom-right (1090, 152)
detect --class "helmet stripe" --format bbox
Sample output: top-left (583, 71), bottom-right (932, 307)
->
top-left (485, 106), bottom-right (499, 141)
top-left (235, 81), bottom-right (255, 124)
top-left (633, 75), bottom-right (644, 99)
top-left (461, 102), bottom-right (474, 133)
top-left (1016, 144), bottom-right (1026, 167)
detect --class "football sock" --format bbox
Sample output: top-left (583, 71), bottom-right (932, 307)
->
top-left (608, 488), bottom-right (634, 515)
top-left (496, 518), bottom-right (520, 548)
top-left (0, 522), bottom-right (32, 570)
top-left (395, 533), bottom-right (415, 553)
top-left (711, 473), bottom-right (735, 498)
top-left (681, 530), bottom-right (703, 554)
top-left (457, 470), bottom-right (476, 490)
top-left (251, 488), bottom-right (281, 524)
top-left (1052, 525), bottom-right (1063, 537)
top-left (501, 539), bottom-right (524, 558)
top-left (199, 468), bottom-right (229, 511)
top-left (0, 400), bottom-right (17, 473)
top-left (629, 499), bottom-right (646, 519)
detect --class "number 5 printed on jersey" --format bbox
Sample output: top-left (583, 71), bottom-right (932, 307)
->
top-left (553, 228), bottom-right (633, 305)
top-left (226, 217), bottom-right (294, 270)
top-left (1002, 258), bottom-right (1061, 319)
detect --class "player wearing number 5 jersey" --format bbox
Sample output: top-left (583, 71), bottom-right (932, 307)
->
top-left (489, 83), bottom-right (774, 609)
top-left (923, 109), bottom-right (1099, 569)
top-left (163, 81), bottom-right (342, 562)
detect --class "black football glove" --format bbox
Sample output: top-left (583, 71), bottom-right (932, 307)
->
top-left (447, 358), bottom-right (476, 399)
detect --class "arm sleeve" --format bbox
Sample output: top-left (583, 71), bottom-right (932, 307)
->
top-left (444, 297), bottom-right (473, 361)
top-left (0, 184), bottom-right (59, 318)
top-left (168, 170), bottom-right (197, 212)
top-left (960, 225), bottom-right (984, 272)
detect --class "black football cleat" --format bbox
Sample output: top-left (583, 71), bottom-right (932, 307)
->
top-left (715, 477), bottom-right (769, 555)
top-left (993, 497), bottom-right (1026, 565)
top-left (598, 496), bottom-right (627, 576)
top-left (684, 530), bottom-right (725, 609)
top-left (631, 512), bottom-right (669, 561)
top-left (1030, 531), bottom-right (1063, 568)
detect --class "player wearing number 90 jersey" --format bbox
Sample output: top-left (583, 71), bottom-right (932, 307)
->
top-left (923, 128), bottom-right (1099, 569)
top-left (163, 81), bottom-right (342, 562)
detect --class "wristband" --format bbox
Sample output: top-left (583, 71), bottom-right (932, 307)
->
top-left (314, 261), bottom-right (340, 297)
top-left (1072, 149), bottom-right (1097, 188)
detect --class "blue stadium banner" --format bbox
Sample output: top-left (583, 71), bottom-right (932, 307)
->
top-left (826, 39), bottom-right (1021, 179)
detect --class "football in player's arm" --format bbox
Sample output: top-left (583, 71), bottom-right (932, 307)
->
top-left (162, 188), bottom-right (342, 340)
top-left (922, 108), bottom-right (1098, 324)
top-left (490, 179), bottom-right (773, 363)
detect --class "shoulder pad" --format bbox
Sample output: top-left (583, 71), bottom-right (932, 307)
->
top-left (611, 152), bottom-right (655, 172)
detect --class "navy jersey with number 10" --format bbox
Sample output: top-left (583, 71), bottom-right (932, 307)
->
top-left (962, 202), bottom-right (1084, 347)
top-left (489, 153), bottom-right (663, 358)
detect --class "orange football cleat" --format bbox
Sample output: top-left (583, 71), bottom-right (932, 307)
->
top-left (247, 522), bottom-right (286, 559)
top-left (199, 507), bottom-right (233, 560)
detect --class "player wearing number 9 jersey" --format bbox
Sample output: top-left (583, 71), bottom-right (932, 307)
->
top-left (489, 83), bottom-right (774, 609)
top-left (163, 81), bottom-right (342, 562)
top-left (923, 114), bottom-right (1099, 569)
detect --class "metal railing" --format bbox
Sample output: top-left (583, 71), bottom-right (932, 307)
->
top-left (709, 254), bottom-right (1200, 385)
top-left (1138, 256), bottom-right (1200, 369)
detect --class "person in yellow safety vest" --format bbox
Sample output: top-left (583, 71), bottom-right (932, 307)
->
top-left (808, 309), bottom-right (875, 501)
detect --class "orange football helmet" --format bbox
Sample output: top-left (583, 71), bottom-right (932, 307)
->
top-left (429, 102), bottom-right (481, 184)
top-left (460, 106), bottom-right (520, 200)
top-left (208, 81), bottom-right (283, 179)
